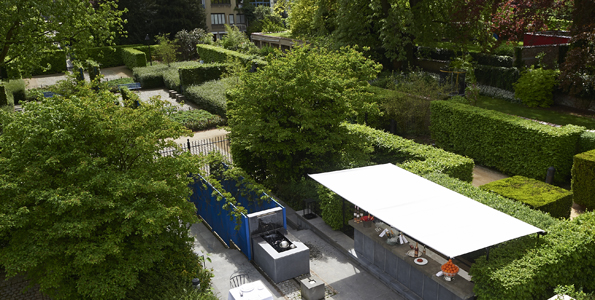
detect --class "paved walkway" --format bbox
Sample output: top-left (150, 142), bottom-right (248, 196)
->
top-left (23, 66), bottom-right (133, 89)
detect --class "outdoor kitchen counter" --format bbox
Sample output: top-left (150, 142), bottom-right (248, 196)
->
top-left (349, 220), bottom-right (474, 300)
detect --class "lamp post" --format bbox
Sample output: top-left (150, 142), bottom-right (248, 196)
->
top-left (145, 34), bottom-right (152, 66)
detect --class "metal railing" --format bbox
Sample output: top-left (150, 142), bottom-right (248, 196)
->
top-left (159, 135), bottom-right (232, 162)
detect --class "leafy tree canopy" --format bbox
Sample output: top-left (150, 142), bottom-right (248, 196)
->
top-left (0, 0), bottom-right (124, 77)
top-left (0, 78), bottom-right (204, 300)
top-left (227, 45), bottom-right (382, 185)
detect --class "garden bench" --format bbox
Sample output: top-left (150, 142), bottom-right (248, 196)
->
top-left (117, 82), bottom-right (141, 90)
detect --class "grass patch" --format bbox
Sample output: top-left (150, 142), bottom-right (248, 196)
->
top-left (169, 109), bottom-right (226, 131)
top-left (474, 95), bottom-right (595, 129)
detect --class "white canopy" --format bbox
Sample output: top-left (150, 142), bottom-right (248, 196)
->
top-left (309, 164), bottom-right (544, 258)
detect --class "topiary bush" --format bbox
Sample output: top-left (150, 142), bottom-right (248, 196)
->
top-left (183, 78), bottom-right (233, 117)
top-left (430, 101), bottom-right (585, 183)
top-left (572, 149), bottom-right (595, 210)
top-left (480, 176), bottom-right (573, 219)
top-left (513, 66), bottom-right (559, 108)
top-left (122, 47), bottom-right (147, 69)
top-left (179, 63), bottom-right (228, 88)
top-left (346, 123), bottom-right (475, 182)
top-left (133, 62), bottom-right (201, 90)
top-left (84, 44), bottom-right (142, 68)
top-left (2, 79), bottom-right (26, 105)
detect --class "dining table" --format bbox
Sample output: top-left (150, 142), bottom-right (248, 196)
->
top-left (227, 280), bottom-right (274, 300)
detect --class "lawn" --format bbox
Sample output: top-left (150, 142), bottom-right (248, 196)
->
top-left (475, 95), bottom-right (595, 130)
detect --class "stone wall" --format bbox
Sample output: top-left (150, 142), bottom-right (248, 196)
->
top-left (0, 270), bottom-right (51, 300)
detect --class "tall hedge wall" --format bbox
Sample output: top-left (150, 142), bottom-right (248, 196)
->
top-left (470, 211), bottom-right (595, 300)
top-left (179, 63), bottom-right (228, 88)
top-left (571, 149), bottom-right (595, 210)
top-left (84, 45), bottom-right (142, 68)
top-left (430, 101), bottom-right (584, 183)
top-left (474, 65), bottom-right (521, 92)
top-left (122, 48), bottom-right (147, 69)
top-left (32, 50), bottom-right (68, 76)
top-left (345, 123), bottom-right (475, 182)
top-left (196, 44), bottom-right (267, 68)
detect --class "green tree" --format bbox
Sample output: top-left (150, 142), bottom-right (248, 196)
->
top-left (155, 33), bottom-right (179, 67)
top-left (227, 45), bottom-right (382, 186)
top-left (0, 82), bottom-right (204, 300)
top-left (0, 0), bottom-right (124, 77)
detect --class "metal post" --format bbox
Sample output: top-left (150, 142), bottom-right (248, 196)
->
top-left (187, 139), bottom-right (191, 152)
top-left (342, 198), bottom-right (345, 230)
top-left (486, 247), bottom-right (490, 261)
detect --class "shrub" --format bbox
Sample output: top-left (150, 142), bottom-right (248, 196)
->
top-left (163, 68), bottom-right (181, 91)
top-left (122, 47), bottom-right (147, 69)
top-left (318, 185), bottom-right (353, 230)
top-left (578, 131), bottom-right (595, 153)
top-left (571, 149), bottom-right (595, 210)
top-left (179, 63), bottom-right (228, 88)
top-left (480, 176), bottom-right (573, 219)
top-left (168, 109), bottom-right (226, 131)
top-left (430, 101), bottom-right (585, 183)
top-left (119, 87), bottom-right (141, 108)
top-left (474, 65), bottom-right (521, 92)
top-left (133, 62), bottom-right (201, 89)
top-left (346, 123), bottom-right (475, 182)
top-left (31, 50), bottom-right (68, 76)
top-left (514, 66), bottom-right (559, 107)
top-left (175, 28), bottom-right (213, 61)
top-left (470, 212), bottom-right (595, 300)
top-left (183, 78), bottom-right (232, 117)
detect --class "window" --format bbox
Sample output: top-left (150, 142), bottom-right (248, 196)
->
top-left (229, 14), bottom-right (234, 24)
top-left (211, 13), bottom-right (225, 25)
top-left (250, 0), bottom-right (270, 6)
top-left (236, 14), bottom-right (246, 24)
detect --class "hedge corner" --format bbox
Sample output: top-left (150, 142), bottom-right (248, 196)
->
top-left (572, 150), bottom-right (595, 211)
top-left (480, 175), bottom-right (573, 219)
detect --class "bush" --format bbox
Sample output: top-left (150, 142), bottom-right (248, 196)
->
top-left (318, 185), bottom-right (353, 230)
top-left (480, 176), bottom-right (573, 219)
top-left (179, 63), bottom-right (228, 88)
top-left (430, 101), bottom-right (585, 183)
top-left (175, 28), bottom-right (213, 61)
top-left (572, 149), bottom-right (595, 210)
top-left (119, 87), bottom-right (141, 108)
top-left (168, 109), bottom-right (226, 131)
top-left (513, 66), bottom-right (559, 107)
top-left (183, 78), bottom-right (232, 117)
top-left (0, 84), bottom-right (7, 106)
top-left (578, 131), bottom-right (595, 153)
top-left (470, 212), bottom-right (595, 300)
top-left (346, 123), bottom-right (475, 182)
top-left (163, 68), bottom-right (181, 91)
top-left (122, 47), bottom-right (147, 69)
top-left (32, 50), bottom-right (68, 76)
top-left (474, 65), bottom-right (521, 92)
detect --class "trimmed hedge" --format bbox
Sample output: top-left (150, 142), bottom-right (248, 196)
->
top-left (345, 123), bottom-right (475, 182)
top-left (184, 78), bottom-right (233, 117)
top-left (84, 45), bottom-right (142, 68)
top-left (196, 44), bottom-right (267, 68)
top-left (179, 63), bottom-right (228, 88)
top-left (470, 212), bottom-right (595, 300)
top-left (132, 62), bottom-right (202, 90)
top-left (480, 176), bottom-right (573, 219)
top-left (474, 65), bottom-right (521, 92)
top-left (169, 109), bottom-right (226, 131)
top-left (578, 131), bottom-right (595, 153)
top-left (2, 79), bottom-right (26, 105)
top-left (32, 50), bottom-right (68, 76)
top-left (572, 150), bottom-right (595, 210)
top-left (122, 48), bottom-right (147, 69)
top-left (0, 84), bottom-right (7, 106)
top-left (430, 101), bottom-right (585, 183)
top-left (423, 173), bottom-right (559, 230)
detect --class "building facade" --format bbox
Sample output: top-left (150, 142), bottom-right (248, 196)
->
top-left (203, 0), bottom-right (274, 40)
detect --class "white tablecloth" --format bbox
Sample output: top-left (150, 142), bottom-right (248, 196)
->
top-left (227, 280), bottom-right (273, 300)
